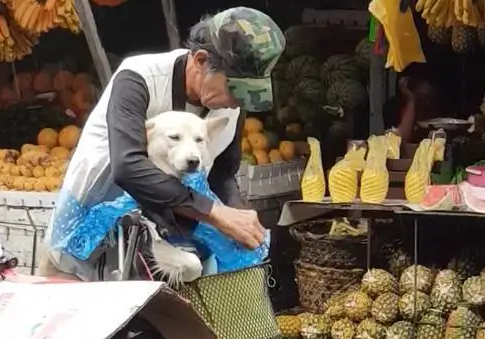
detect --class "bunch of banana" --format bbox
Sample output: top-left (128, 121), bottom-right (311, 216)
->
top-left (416, 0), bottom-right (483, 27)
top-left (454, 0), bottom-right (482, 26)
top-left (8, 0), bottom-right (80, 35)
top-left (0, 8), bottom-right (38, 62)
top-left (328, 219), bottom-right (367, 237)
top-left (55, 0), bottom-right (81, 34)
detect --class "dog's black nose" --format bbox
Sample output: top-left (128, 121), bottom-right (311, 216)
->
top-left (186, 157), bottom-right (200, 172)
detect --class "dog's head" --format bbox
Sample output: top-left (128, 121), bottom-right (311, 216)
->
top-left (146, 111), bottom-right (229, 177)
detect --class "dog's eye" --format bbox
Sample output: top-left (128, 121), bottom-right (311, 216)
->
top-left (168, 135), bottom-right (180, 141)
top-left (195, 137), bottom-right (204, 143)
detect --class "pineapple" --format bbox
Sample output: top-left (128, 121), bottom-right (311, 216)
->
top-left (445, 306), bottom-right (482, 339)
top-left (324, 288), bottom-right (357, 319)
top-left (430, 270), bottom-right (462, 315)
top-left (452, 24), bottom-right (477, 54)
top-left (399, 291), bottom-right (431, 320)
top-left (388, 248), bottom-right (412, 278)
top-left (428, 25), bottom-right (452, 45)
top-left (371, 292), bottom-right (400, 324)
top-left (387, 321), bottom-right (415, 339)
top-left (417, 310), bottom-right (446, 339)
top-left (463, 276), bottom-right (485, 306)
top-left (400, 265), bottom-right (435, 294)
top-left (344, 291), bottom-right (372, 322)
top-left (300, 314), bottom-right (333, 339)
top-left (356, 318), bottom-right (386, 339)
top-left (331, 318), bottom-right (356, 339)
top-left (314, 316), bottom-right (333, 339)
top-left (298, 312), bottom-right (319, 328)
top-left (275, 315), bottom-right (302, 338)
top-left (325, 304), bottom-right (346, 321)
top-left (361, 269), bottom-right (398, 297)
top-left (481, 267), bottom-right (485, 280)
top-left (476, 322), bottom-right (485, 339)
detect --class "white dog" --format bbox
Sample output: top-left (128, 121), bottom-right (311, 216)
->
top-left (143, 111), bottom-right (229, 286)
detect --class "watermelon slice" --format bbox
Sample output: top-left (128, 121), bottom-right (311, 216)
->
top-left (420, 185), bottom-right (454, 211)
top-left (466, 165), bottom-right (485, 187)
top-left (463, 189), bottom-right (485, 214)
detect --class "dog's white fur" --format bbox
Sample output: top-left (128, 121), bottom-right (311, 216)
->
top-left (145, 111), bottom-right (229, 286)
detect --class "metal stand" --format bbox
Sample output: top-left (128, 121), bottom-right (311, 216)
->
top-left (116, 210), bottom-right (143, 281)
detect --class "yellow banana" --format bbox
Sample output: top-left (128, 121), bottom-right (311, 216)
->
top-left (19, 2), bottom-right (36, 29)
top-left (26, 3), bottom-right (40, 32)
top-left (416, 0), bottom-right (429, 11)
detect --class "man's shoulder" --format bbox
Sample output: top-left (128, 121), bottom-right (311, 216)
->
top-left (117, 49), bottom-right (188, 78)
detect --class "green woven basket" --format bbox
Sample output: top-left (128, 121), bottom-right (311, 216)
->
top-left (178, 264), bottom-right (281, 339)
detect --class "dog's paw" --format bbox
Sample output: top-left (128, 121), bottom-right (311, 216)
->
top-left (152, 241), bottom-right (203, 286)
top-left (180, 252), bottom-right (203, 282)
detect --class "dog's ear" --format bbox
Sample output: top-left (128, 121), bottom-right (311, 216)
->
top-left (206, 116), bottom-right (229, 139)
top-left (146, 119), bottom-right (156, 140)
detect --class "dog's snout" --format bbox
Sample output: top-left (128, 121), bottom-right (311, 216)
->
top-left (186, 156), bottom-right (200, 172)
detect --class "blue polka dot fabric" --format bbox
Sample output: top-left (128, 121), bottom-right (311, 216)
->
top-left (50, 171), bottom-right (270, 272)
top-left (50, 189), bottom-right (138, 261)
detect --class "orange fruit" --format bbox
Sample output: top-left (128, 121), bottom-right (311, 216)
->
top-left (37, 128), bottom-right (59, 148)
top-left (252, 150), bottom-right (269, 165)
top-left (279, 141), bottom-right (296, 161)
top-left (268, 149), bottom-right (283, 163)
top-left (244, 118), bottom-right (263, 133)
top-left (241, 137), bottom-right (252, 153)
top-left (50, 147), bottom-right (71, 160)
top-left (247, 132), bottom-right (268, 151)
top-left (58, 125), bottom-right (81, 150)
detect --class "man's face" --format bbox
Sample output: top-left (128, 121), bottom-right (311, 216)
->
top-left (193, 50), bottom-right (238, 110)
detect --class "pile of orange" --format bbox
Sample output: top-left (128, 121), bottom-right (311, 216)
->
top-left (241, 117), bottom-right (309, 165)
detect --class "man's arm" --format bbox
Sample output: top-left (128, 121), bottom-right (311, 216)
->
top-left (207, 110), bottom-right (246, 208)
top-left (106, 70), bottom-right (215, 226)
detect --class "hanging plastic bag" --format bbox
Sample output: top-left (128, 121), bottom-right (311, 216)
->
top-left (369, 0), bottom-right (426, 71)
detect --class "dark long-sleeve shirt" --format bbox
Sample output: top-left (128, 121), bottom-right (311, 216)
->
top-left (106, 70), bottom-right (244, 232)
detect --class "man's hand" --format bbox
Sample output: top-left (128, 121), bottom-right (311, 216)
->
top-left (208, 204), bottom-right (265, 249)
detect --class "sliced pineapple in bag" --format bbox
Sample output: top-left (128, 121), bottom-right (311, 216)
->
top-left (301, 137), bottom-right (325, 202)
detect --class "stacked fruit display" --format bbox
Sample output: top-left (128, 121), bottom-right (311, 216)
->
top-left (241, 117), bottom-right (309, 165)
top-left (417, 0), bottom-right (485, 53)
top-left (276, 251), bottom-right (485, 339)
top-left (8, 0), bottom-right (80, 34)
top-left (271, 37), bottom-right (371, 134)
top-left (0, 124), bottom-right (80, 192)
top-left (0, 67), bottom-right (96, 120)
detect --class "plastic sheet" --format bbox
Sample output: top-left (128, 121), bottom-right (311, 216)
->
top-left (182, 170), bottom-right (270, 273)
top-left (51, 171), bottom-right (270, 273)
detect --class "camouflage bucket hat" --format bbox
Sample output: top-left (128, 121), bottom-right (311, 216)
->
top-left (209, 7), bottom-right (285, 112)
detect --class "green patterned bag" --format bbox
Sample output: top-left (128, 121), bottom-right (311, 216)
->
top-left (178, 264), bottom-right (281, 339)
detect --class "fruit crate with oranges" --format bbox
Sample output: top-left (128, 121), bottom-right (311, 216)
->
top-left (237, 117), bottom-right (308, 226)
top-left (238, 117), bottom-right (308, 198)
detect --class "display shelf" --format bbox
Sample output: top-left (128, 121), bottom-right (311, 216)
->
top-left (277, 198), bottom-right (485, 226)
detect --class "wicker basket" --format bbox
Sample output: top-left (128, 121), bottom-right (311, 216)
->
top-left (290, 219), bottom-right (367, 269)
top-left (294, 261), bottom-right (364, 313)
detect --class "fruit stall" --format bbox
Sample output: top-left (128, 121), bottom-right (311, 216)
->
top-left (270, 1), bottom-right (485, 339)
top-left (0, 0), bottom-right (102, 274)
